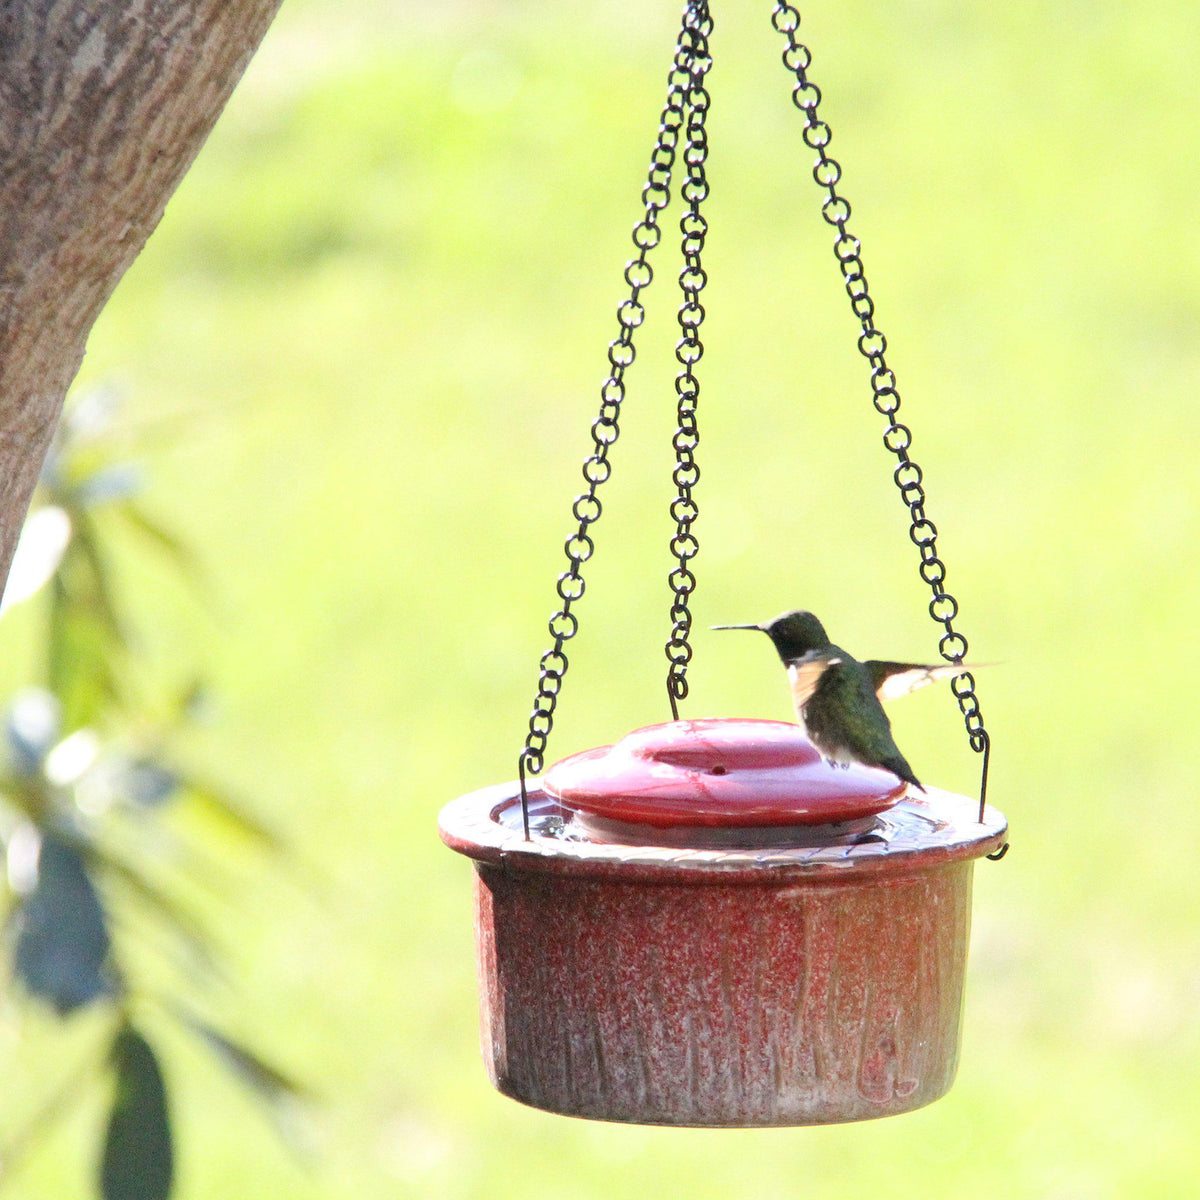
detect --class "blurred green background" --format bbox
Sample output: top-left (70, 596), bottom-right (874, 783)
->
top-left (7, 0), bottom-right (1200, 1194)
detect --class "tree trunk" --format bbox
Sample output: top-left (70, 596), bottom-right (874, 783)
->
top-left (0, 0), bottom-right (285, 590)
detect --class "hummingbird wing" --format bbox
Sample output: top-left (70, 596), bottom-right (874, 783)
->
top-left (866, 660), bottom-right (972, 703)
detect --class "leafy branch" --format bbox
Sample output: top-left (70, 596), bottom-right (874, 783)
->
top-left (0, 388), bottom-right (302, 1199)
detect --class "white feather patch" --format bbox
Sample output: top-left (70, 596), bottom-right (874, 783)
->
top-left (787, 654), bottom-right (840, 720)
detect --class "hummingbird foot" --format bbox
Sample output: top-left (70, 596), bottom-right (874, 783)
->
top-left (851, 830), bottom-right (888, 846)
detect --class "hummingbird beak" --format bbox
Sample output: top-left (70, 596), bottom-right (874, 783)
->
top-left (710, 623), bottom-right (762, 631)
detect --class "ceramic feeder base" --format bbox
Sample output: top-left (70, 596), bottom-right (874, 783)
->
top-left (474, 860), bottom-right (972, 1127)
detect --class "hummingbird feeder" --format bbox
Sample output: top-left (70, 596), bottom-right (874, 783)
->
top-left (439, 0), bottom-right (1008, 1127)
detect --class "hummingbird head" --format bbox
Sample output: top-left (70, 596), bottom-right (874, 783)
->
top-left (713, 609), bottom-right (832, 665)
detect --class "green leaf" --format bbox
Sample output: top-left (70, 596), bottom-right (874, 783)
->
top-left (170, 678), bottom-right (210, 724)
top-left (48, 576), bottom-right (125, 729)
top-left (101, 1026), bottom-right (173, 1200)
top-left (172, 1007), bottom-right (310, 1150)
top-left (179, 776), bottom-right (284, 852)
top-left (70, 514), bottom-right (124, 645)
top-left (115, 503), bottom-right (197, 578)
top-left (47, 573), bottom-right (71, 699)
top-left (91, 849), bottom-right (226, 986)
top-left (183, 1014), bottom-right (305, 1109)
top-left (13, 834), bottom-right (113, 1013)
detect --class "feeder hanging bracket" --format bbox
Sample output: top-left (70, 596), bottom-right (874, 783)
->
top-left (515, 0), bottom-right (1004, 859)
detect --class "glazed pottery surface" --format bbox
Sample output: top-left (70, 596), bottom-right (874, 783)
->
top-left (439, 720), bottom-right (1007, 1126)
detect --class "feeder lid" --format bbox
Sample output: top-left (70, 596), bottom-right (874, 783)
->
top-left (542, 718), bottom-right (907, 829)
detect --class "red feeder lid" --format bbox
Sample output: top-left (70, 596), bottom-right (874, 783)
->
top-left (543, 718), bottom-right (907, 829)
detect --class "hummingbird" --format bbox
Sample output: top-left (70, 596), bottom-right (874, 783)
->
top-left (713, 609), bottom-right (967, 792)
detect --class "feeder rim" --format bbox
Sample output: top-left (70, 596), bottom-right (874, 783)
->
top-left (439, 780), bottom-right (1008, 886)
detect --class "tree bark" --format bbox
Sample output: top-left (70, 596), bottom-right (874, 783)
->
top-left (0, 0), bottom-right (285, 590)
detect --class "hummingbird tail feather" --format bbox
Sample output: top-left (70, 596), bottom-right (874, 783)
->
top-left (880, 755), bottom-right (923, 793)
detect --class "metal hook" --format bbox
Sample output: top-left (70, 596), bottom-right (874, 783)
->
top-left (976, 732), bottom-right (990, 824)
top-left (974, 733), bottom-right (1009, 860)
top-left (518, 755), bottom-right (531, 841)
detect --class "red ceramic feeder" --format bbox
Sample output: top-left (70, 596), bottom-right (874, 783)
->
top-left (439, 718), bottom-right (1006, 1127)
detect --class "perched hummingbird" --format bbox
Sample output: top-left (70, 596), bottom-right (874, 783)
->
top-left (713, 609), bottom-right (967, 792)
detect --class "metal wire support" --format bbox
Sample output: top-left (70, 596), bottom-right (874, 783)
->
top-left (516, 1), bottom-right (710, 838)
top-left (769, 2), bottom-right (1004, 850)
top-left (665, 2), bottom-right (713, 722)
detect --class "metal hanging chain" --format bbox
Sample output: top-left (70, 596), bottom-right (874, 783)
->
top-left (517, 0), bottom-right (711, 838)
top-left (665, 3), bottom-right (713, 721)
top-left (769, 2), bottom-right (1005, 855)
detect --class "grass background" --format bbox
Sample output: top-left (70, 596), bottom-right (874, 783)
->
top-left (6, 0), bottom-right (1200, 1195)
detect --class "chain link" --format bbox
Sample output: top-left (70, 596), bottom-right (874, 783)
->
top-left (512, 0), bottom-right (1001, 849)
top-left (770, 2), bottom-right (1000, 840)
top-left (665, 2), bottom-right (713, 720)
top-left (517, 1), bottom-right (710, 836)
